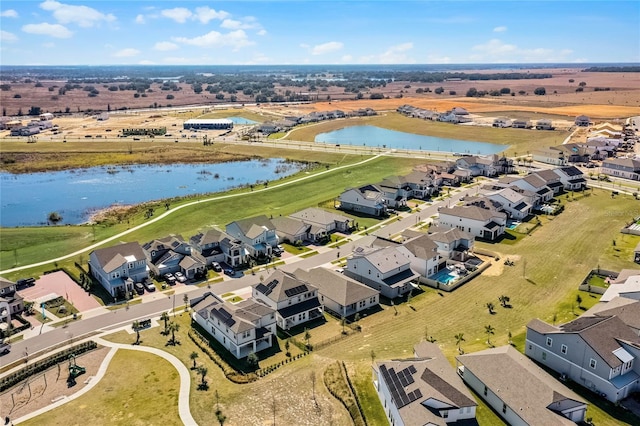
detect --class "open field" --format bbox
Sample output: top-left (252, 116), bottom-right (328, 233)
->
top-left (20, 349), bottom-right (181, 426)
top-left (0, 155), bottom-right (423, 274)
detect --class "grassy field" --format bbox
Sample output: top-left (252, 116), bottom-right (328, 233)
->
top-left (0, 155), bottom-right (423, 275)
top-left (283, 112), bottom-right (567, 157)
top-left (21, 349), bottom-right (181, 426)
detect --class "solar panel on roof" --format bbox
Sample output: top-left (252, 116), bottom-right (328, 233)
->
top-left (284, 284), bottom-right (308, 297)
top-left (408, 365), bottom-right (417, 374)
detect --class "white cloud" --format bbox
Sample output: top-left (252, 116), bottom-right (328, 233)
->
top-left (135, 14), bottom-right (145, 24)
top-left (1, 30), bottom-right (18, 42)
top-left (470, 38), bottom-right (575, 62)
top-left (113, 48), bottom-right (140, 57)
top-left (493, 26), bottom-right (507, 32)
top-left (1, 9), bottom-right (19, 18)
top-left (194, 6), bottom-right (229, 24)
top-left (173, 29), bottom-right (253, 50)
top-left (257, 29), bottom-right (267, 36)
top-left (161, 7), bottom-right (192, 24)
top-left (40, 0), bottom-right (115, 28)
top-left (221, 16), bottom-right (259, 30)
top-left (154, 41), bottom-right (178, 51)
top-left (43, 41), bottom-right (55, 48)
top-left (22, 22), bottom-right (73, 38)
top-left (312, 41), bottom-right (343, 55)
top-left (378, 42), bottom-right (414, 63)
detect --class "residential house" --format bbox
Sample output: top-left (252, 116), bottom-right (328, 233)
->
top-left (271, 216), bottom-right (311, 244)
top-left (553, 166), bottom-right (587, 191)
top-left (88, 242), bottom-right (148, 298)
top-left (289, 207), bottom-right (352, 235)
top-left (401, 234), bottom-right (441, 280)
top-left (602, 158), bottom-right (640, 181)
top-left (530, 169), bottom-right (565, 195)
top-left (600, 273), bottom-right (640, 302)
top-left (0, 277), bottom-right (24, 323)
top-left (226, 215), bottom-right (278, 260)
top-left (192, 292), bottom-right (276, 359)
top-left (294, 267), bottom-right (379, 318)
top-left (219, 235), bottom-right (247, 268)
top-left (536, 119), bottom-right (554, 130)
top-left (39, 112), bottom-right (54, 121)
top-left (532, 147), bottom-right (568, 166)
top-left (455, 154), bottom-right (513, 177)
top-left (587, 297), bottom-right (640, 337)
top-left (575, 115), bottom-right (591, 127)
top-left (526, 314), bottom-right (640, 402)
top-left (425, 225), bottom-right (475, 262)
top-left (493, 117), bottom-right (513, 128)
top-left (344, 245), bottom-right (419, 298)
top-left (377, 176), bottom-right (413, 208)
top-left (457, 345), bottom-right (588, 425)
top-left (373, 342), bottom-right (477, 426)
top-left (190, 229), bottom-right (227, 266)
top-left (402, 171), bottom-right (439, 199)
top-left (437, 205), bottom-right (507, 241)
top-left (142, 235), bottom-right (203, 278)
top-left (252, 270), bottom-right (323, 330)
top-left (257, 122), bottom-right (279, 134)
top-left (507, 174), bottom-right (554, 205)
top-left (339, 185), bottom-right (388, 217)
top-left (486, 188), bottom-right (532, 220)
top-left (512, 119), bottom-right (533, 129)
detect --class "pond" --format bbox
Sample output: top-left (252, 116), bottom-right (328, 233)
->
top-left (0, 159), bottom-right (306, 227)
top-left (314, 125), bottom-right (505, 154)
top-left (226, 116), bottom-right (258, 125)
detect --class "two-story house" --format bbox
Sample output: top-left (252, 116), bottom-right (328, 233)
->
top-left (425, 226), bottom-right (475, 262)
top-left (0, 277), bottom-right (24, 324)
top-left (252, 270), bottom-right (323, 330)
top-left (437, 205), bottom-right (507, 241)
top-left (602, 158), bottom-right (640, 181)
top-left (192, 292), bottom-right (276, 359)
top-left (88, 242), bottom-right (148, 298)
top-left (401, 234), bottom-right (440, 280)
top-left (142, 235), bottom-right (205, 279)
top-left (289, 207), bottom-right (352, 235)
top-left (526, 314), bottom-right (640, 402)
top-left (226, 215), bottom-right (278, 260)
top-left (373, 342), bottom-right (477, 426)
top-left (344, 245), bottom-right (419, 298)
top-left (553, 166), bottom-right (587, 191)
top-left (339, 185), bottom-right (388, 217)
top-left (486, 188), bottom-right (532, 220)
top-left (530, 170), bottom-right (565, 195)
top-left (190, 229), bottom-right (227, 266)
top-left (457, 345), bottom-right (587, 425)
top-left (506, 174), bottom-right (554, 205)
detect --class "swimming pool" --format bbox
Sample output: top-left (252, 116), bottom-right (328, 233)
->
top-left (429, 268), bottom-right (459, 285)
top-left (506, 220), bottom-right (521, 230)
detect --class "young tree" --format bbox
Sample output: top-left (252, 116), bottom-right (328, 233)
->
top-left (132, 320), bottom-right (141, 345)
top-left (190, 351), bottom-right (199, 369)
top-left (454, 333), bottom-right (465, 354)
top-left (370, 349), bottom-right (376, 364)
top-left (499, 295), bottom-right (510, 308)
top-left (485, 324), bottom-right (495, 346)
top-left (216, 410), bottom-right (227, 425)
top-left (304, 328), bottom-right (312, 349)
top-left (340, 317), bottom-right (347, 334)
top-left (183, 294), bottom-right (189, 311)
top-left (486, 302), bottom-right (495, 314)
top-left (167, 321), bottom-right (180, 345)
top-left (247, 352), bottom-right (259, 368)
top-left (197, 365), bottom-right (208, 389)
top-left (160, 311), bottom-right (170, 335)
top-left (576, 294), bottom-right (583, 308)
top-left (285, 339), bottom-right (291, 357)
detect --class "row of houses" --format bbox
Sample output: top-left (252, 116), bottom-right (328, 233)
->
top-left (338, 155), bottom-right (515, 217)
top-left (9, 120), bottom-right (53, 136)
top-left (257, 108), bottom-right (376, 134)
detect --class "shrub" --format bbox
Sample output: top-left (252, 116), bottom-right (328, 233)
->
top-left (166, 94), bottom-right (175, 100)
top-left (534, 87), bottom-right (546, 95)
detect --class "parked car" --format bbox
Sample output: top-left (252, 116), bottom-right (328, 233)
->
top-left (164, 273), bottom-right (176, 285)
top-left (174, 272), bottom-right (187, 283)
top-left (211, 262), bottom-right (222, 272)
top-left (143, 278), bottom-right (156, 292)
top-left (0, 342), bottom-right (10, 355)
top-left (134, 282), bottom-right (145, 295)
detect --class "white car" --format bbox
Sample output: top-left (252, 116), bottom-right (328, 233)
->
top-left (174, 272), bottom-right (187, 283)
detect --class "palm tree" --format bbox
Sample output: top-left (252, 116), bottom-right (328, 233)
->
top-left (454, 333), bottom-right (465, 354)
top-left (304, 328), bottom-right (311, 350)
top-left (216, 410), bottom-right (227, 425)
top-left (285, 339), bottom-right (291, 357)
top-left (197, 365), bottom-right (208, 388)
top-left (190, 351), bottom-right (199, 369)
top-left (167, 321), bottom-right (180, 345)
top-left (160, 312), bottom-right (170, 335)
top-left (498, 295), bottom-right (510, 308)
top-left (576, 294), bottom-right (583, 308)
top-left (183, 294), bottom-right (189, 311)
top-left (340, 317), bottom-right (347, 334)
top-left (486, 302), bottom-right (495, 314)
top-left (485, 324), bottom-right (495, 346)
top-left (132, 320), bottom-right (140, 345)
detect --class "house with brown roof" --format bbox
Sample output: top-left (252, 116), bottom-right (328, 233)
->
top-left (507, 174), bottom-right (554, 205)
top-left (457, 345), bottom-right (587, 425)
top-left (401, 234), bottom-right (441, 279)
top-left (374, 342), bottom-right (477, 425)
top-left (294, 267), bottom-right (379, 318)
top-left (437, 205), bottom-right (507, 241)
top-left (289, 207), bottom-right (352, 235)
top-left (88, 242), bottom-right (148, 298)
top-left (192, 292), bottom-right (276, 359)
top-left (345, 245), bottom-right (419, 298)
top-left (252, 270), bottom-right (323, 330)
top-left (526, 314), bottom-right (640, 402)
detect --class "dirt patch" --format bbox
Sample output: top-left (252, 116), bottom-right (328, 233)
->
top-left (0, 346), bottom-right (111, 421)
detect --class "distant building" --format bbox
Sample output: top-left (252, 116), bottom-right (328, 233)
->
top-left (575, 115), bottom-right (591, 127)
top-left (183, 119), bottom-right (233, 130)
top-left (39, 112), bottom-right (54, 121)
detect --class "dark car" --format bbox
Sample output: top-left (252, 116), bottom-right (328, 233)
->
top-left (164, 273), bottom-right (177, 285)
top-left (134, 282), bottom-right (145, 295)
top-left (143, 278), bottom-right (156, 292)
top-left (211, 262), bottom-right (222, 272)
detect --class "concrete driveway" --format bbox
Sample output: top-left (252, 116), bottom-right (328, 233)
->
top-left (18, 270), bottom-right (101, 312)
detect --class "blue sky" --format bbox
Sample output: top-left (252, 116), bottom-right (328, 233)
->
top-left (1, 1), bottom-right (638, 65)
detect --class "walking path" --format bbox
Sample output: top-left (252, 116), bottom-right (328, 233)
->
top-left (13, 335), bottom-right (198, 426)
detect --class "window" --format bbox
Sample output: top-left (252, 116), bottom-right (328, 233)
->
top-left (502, 403), bottom-right (507, 414)
top-left (542, 352), bottom-right (547, 360)
top-left (529, 344), bottom-right (532, 351)
top-left (546, 337), bottom-right (553, 347)
top-left (483, 386), bottom-right (487, 396)
top-left (442, 411), bottom-right (448, 419)
top-left (590, 359), bottom-right (597, 369)
top-left (561, 344), bottom-right (567, 355)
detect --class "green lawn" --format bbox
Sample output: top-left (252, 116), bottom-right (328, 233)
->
top-left (21, 349), bottom-right (181, 426)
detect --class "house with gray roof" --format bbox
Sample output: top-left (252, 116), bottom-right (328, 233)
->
top-left (271, 216), bottom-right (311, 244)
top-left (553, 166), bottom-right (587, 191)
top-left (506, 174), bottom-right (554, 205)
top-left (588, 297), bottom-right (640, 337)
top-left (575, 115), bottom-right (591, 127)
top-left (252, 270), bottom-right (323, 330)
top-left (401, 234), bottom-right (441, 280)
top-left (0, 277), bottom-right (24, 324)
top-left (192, 292), bottom-right (276, 359)
top-left (373, 341), bottom-right (477, 425)
top-left (339, 185), bottom-right (388, 217)
top-left (425, 226), bottom-right (474, 262)
top-left (526, 314), bottom-right (640, 402)
top-left (142, 235), bottom-right (193, 277)
top-left (457, 345), bottom-right (587, 425)
top-left (437, 205), bottom-right (506, 241)
top-left (294, 267), bottom-right (379, 318)
top-left (226, 215), bottom-right (278, 260)
top-left (190, 229), bottom-right (227, 266)
top-left (88, 242), bottom-right (148, 298)
top-left (532, 146), bottom-right (567, 166)
top-left (602, 157), bottom-right (640, 181)
top-left (289, 207), bottom-right (352, 234)
top-left (344, 245), bottom-right (419, 298)
top-left (530, 169), bottom-right (565, 195)
top-left (486, 188), bottom-right (532, 220)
